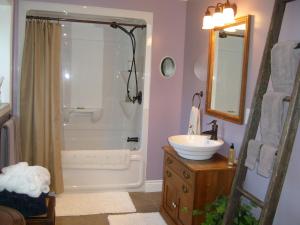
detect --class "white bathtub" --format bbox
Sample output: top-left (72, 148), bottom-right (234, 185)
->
top-left (61, 149), bottom-right (144, 192)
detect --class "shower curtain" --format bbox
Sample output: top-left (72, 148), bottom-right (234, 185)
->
top-left (20, 20), bottom-right (64, 193)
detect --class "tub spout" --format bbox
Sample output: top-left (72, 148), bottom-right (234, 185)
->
top-left (127, 137), bottom-right (139, 142)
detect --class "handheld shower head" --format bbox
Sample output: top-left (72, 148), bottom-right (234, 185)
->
top-left (110, 21), bottom-right (142, 104)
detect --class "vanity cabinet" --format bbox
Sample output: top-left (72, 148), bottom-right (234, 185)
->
top-left (160, 146), bottom-right (236, 225)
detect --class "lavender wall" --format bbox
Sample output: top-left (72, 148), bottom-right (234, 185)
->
top-left (15, 0), bottom-right (187, 180)
top-left (181, 0), bottom-right (300, 224)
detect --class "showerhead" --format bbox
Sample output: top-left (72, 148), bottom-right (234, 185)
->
top-left (110, 22), bottom-right (131, 36)
top-left (219, 30), bottom-right (227, 38)
top-left (110, 22), bottom-right (118, 29)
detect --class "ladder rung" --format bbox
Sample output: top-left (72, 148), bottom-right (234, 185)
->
top-left (237, 187), bottom-right (264, 208)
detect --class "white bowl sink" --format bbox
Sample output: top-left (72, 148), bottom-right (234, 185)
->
top-left (168, 135), bottom-right (224, 160)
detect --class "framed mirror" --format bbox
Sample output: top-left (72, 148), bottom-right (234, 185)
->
top-left (206, 15), bottom-right (251, 124)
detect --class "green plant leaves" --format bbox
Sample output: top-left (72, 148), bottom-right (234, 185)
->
top-left (199, 196), bottom-right (258, 225)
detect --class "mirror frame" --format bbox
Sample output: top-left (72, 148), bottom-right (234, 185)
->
top-left (206, 15), bottom-right (251, 124)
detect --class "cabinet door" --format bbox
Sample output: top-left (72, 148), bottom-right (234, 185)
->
top-left (178, 183), bottom-right (193, 225)
top-left (163, 170), bottom-right (179, 222)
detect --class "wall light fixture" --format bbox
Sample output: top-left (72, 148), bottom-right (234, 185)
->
top-left (202, 0), bottom-right (237, 30)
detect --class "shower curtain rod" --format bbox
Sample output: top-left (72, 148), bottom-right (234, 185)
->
top-left (26, 15), bottom-right (147, 28)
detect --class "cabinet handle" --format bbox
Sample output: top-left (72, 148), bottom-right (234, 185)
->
top-left (166, 157), bottom-right (173, 164)
top-left (182, 170), bottom-right (190, 179)
top-left (172, 202), bottom-right (177, 208)
top-left (166, 170), bottom-right (172, 177)
top-left (182, 185), bottom-right (188, 193)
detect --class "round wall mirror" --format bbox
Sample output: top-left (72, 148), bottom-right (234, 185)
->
top-left (160, 57), bottom-right (176, 78)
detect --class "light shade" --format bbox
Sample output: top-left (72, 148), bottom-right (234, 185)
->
top-left (212, 12), bottom-right (224, 27)
top-left (223, 7), bottom-right (235, 24)
top-left (235, 24), bottom-right (246, 30)
top-left (202, 15), bottom-right (214, 30)
top-left (224, 27), bottom-right (236, 32)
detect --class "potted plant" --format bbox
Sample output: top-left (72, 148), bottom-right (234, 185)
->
top-left (183, 196), bottom-right (258, 225)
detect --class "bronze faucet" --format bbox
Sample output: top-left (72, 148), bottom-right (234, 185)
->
top-left (202, 120), bottom-right (218, 140)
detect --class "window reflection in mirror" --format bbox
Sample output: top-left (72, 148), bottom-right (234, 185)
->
top-left (212, 29), bottom-right (245, 115)
top-left (0, 0), bottom-right (13, 105)
top-left (206, 16), bottom-right (251, 124)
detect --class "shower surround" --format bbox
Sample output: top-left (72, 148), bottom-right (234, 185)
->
top-left (61, 20), bottom-right (147, 191)
top-left (18, 1), bottom-right (153, 192)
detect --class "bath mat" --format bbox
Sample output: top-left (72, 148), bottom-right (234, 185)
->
top-left (56, 192), bottom-right (136, 216)
top-left (108, 212), bottom-right (167, 225)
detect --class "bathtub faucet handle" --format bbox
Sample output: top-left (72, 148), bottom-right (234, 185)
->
top-left (127, 137), bottom-right (139, 142)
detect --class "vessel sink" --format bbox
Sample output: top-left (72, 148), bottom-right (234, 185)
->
top-left (168, 135), bottom-right (224, 160)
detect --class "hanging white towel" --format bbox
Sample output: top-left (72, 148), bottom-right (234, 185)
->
top-left (257, 144), bottom-right (277, 178)
top-left (260, 92), bottom-right (286, 147)
top-left (245, 140), bottom-right (263, 170)
top-left (271, 41), bottom-right (300, 95)
top-left (187, 106), bottom-right (201, 135)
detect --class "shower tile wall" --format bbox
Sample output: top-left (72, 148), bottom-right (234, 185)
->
top-left (61, 22), bottom-right (146, 150)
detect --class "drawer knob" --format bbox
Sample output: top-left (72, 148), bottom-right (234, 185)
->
top-left (182, 185), bottom-right (188, 193)
top-left (166, 170), bottom-right (172, 177)
top-left (183, 170), bottom-right (190, 179)
top-left (166, 158), bottom-right (173, 164)
top-left (172, 202), bottom-right (177, 208)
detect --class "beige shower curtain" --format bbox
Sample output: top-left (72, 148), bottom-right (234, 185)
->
top-left (20, 20), bottom-right (64, 193)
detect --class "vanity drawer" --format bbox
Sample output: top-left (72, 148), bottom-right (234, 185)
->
top-left (165, 153), bottom-right (195, 186)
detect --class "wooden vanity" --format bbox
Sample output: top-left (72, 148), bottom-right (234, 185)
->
top-left (160, 146), bottom-right (236, 225)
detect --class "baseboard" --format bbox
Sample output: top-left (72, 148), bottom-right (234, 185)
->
top-left (145, 180), bottom-right (163, 192)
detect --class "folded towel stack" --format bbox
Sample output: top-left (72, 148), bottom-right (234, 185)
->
top-left (0, 190), bottom-right (47, 217)
top-left (0, 162), bottom-right (50, 198)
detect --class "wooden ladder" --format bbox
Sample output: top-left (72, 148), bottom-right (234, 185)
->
top-left (222, 0), bottom-right (300, 224)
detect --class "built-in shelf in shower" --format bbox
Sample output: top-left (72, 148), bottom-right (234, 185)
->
top-left (63, 107), bottom-right (103, 123)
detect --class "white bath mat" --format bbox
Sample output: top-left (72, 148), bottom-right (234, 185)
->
top-left (108, 212), bottom-right (167, 225)
top-left (56, 192), bottom-right (136, 216)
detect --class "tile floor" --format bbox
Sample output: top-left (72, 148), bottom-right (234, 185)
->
top-left (56, 192), bottom-right (162, 225)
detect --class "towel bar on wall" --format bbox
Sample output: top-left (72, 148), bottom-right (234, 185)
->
top-left (192, 91), bottom-right (203, 109)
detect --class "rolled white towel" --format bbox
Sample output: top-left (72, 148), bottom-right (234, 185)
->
top-left (1, 162), bottom-right (28, 174)
top-left (0, 162), bottom-right (29, 192)
top-left (0, 163), bottom-right (50, 197)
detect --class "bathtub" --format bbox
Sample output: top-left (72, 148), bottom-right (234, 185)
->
top-left (61, 149), bottom-right (144, 192)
